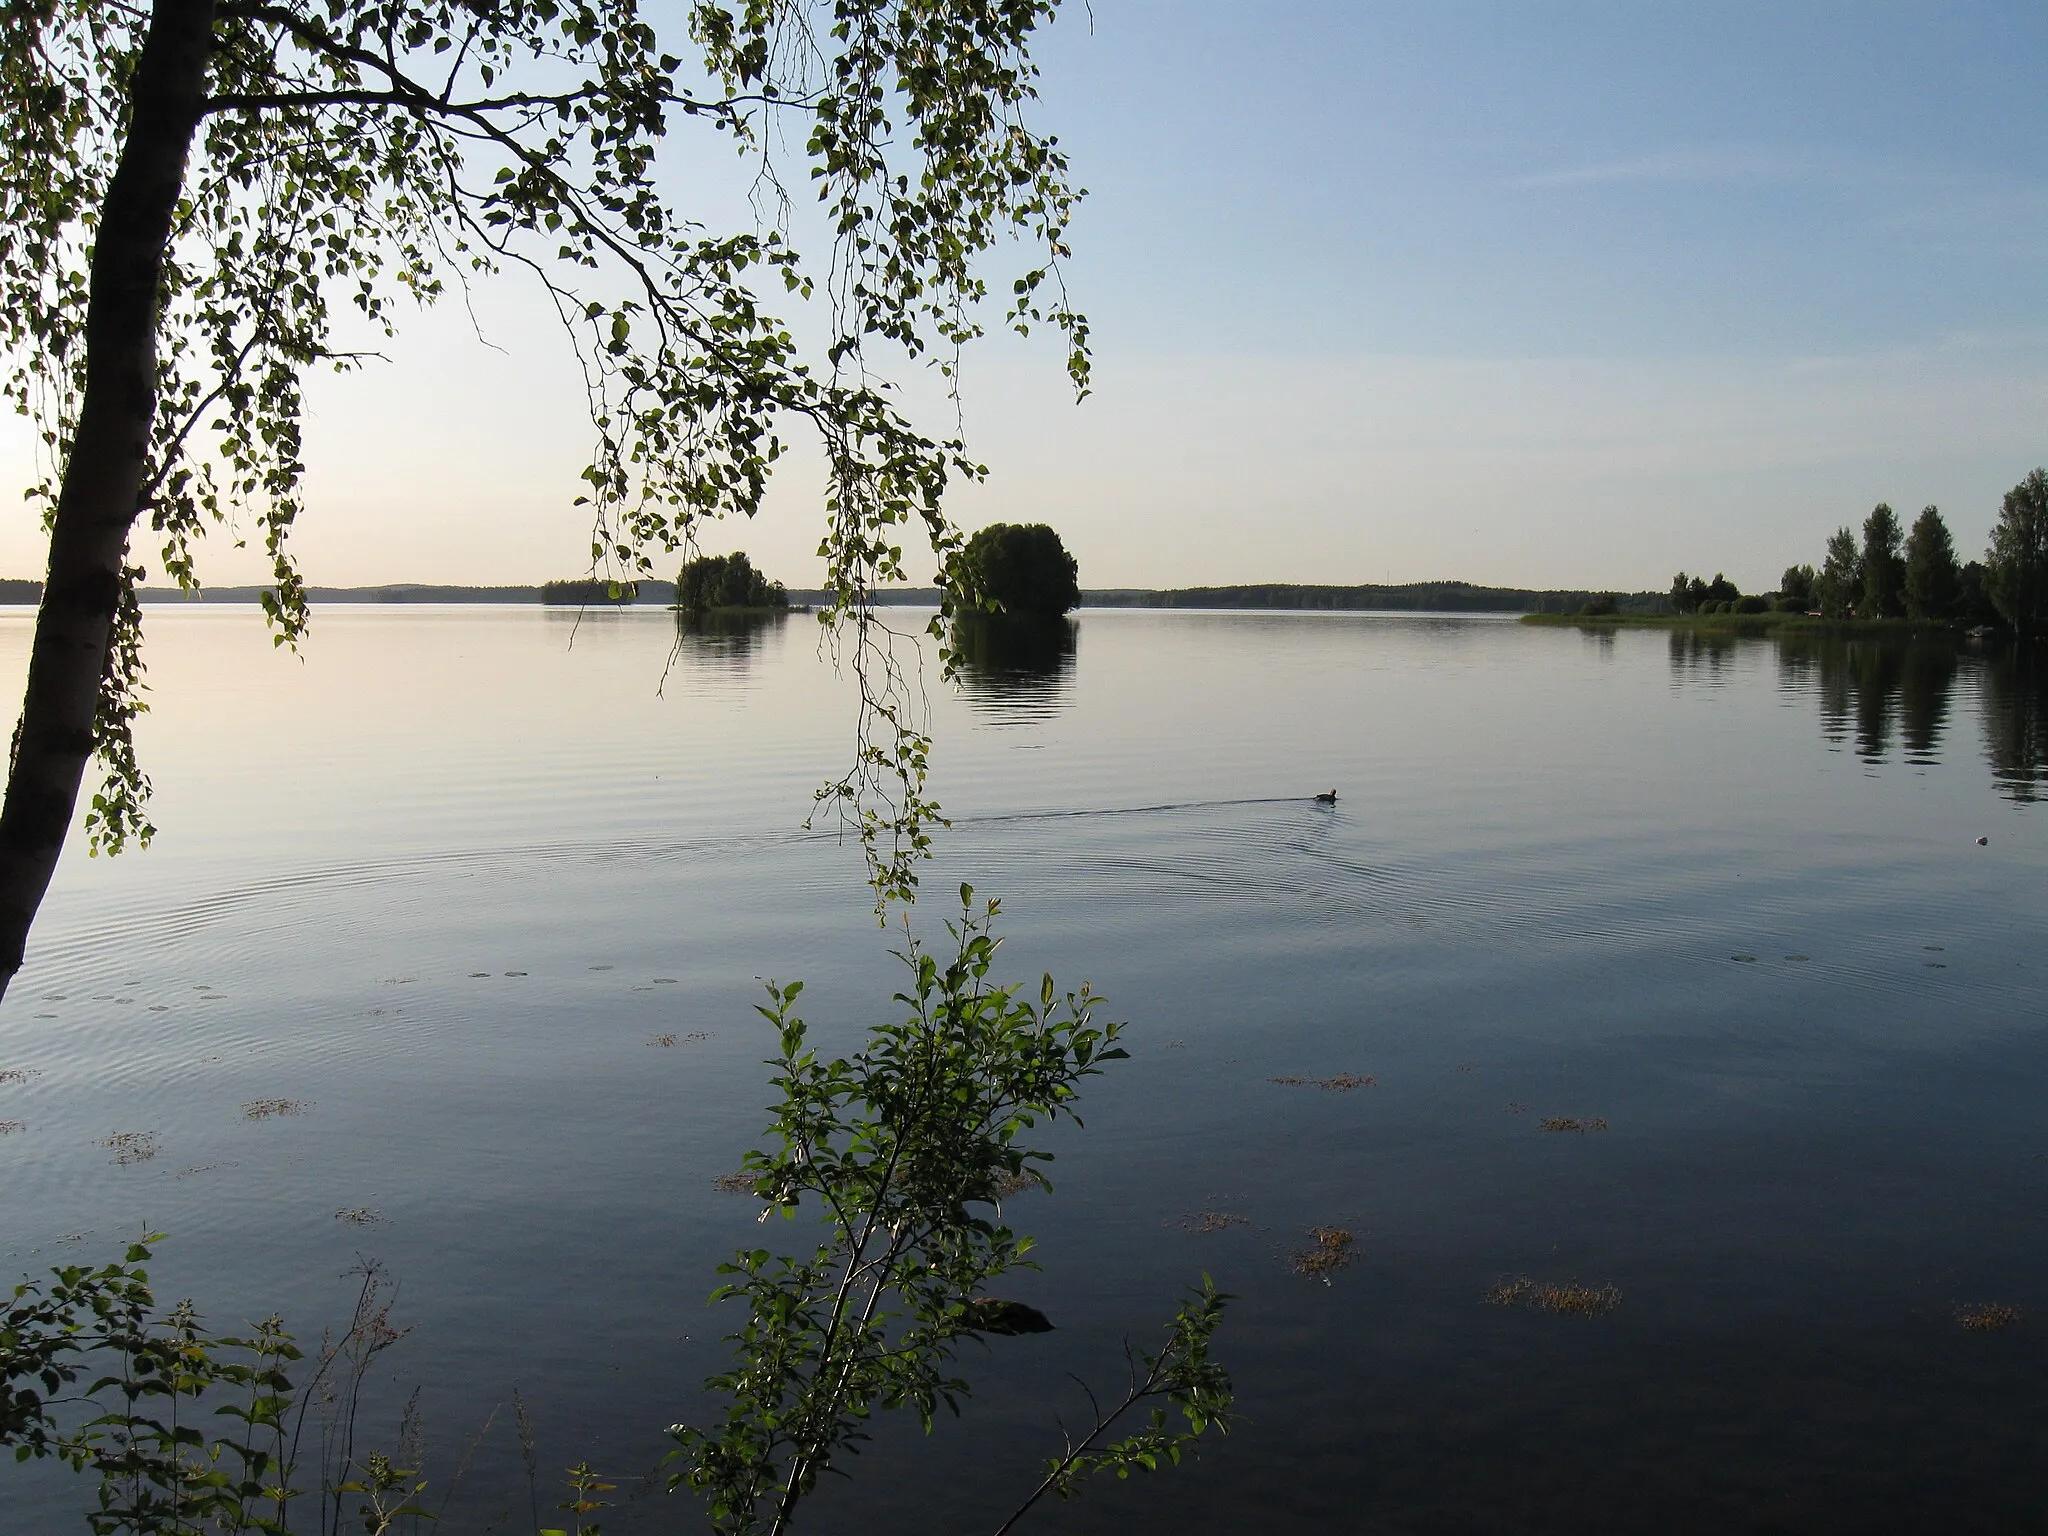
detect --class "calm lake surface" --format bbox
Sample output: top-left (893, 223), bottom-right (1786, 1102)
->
top-left (3, 607), bottom-right (2046, 1533)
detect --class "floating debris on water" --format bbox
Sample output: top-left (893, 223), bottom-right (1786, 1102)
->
top-left (504, 970), bottom-right (527, 977)
top-left (334, 1207), bottom-right (387, 1226)
top-left (1539, 1116), bottom-right (1610, 1133)
top-left (1784, 954), bottom-right (1810, 962)
top-left (654, 978), bottom-right (679, 984)
top-left (0, 1067), bottom-right (43, 1085)
top-left (101, 1131), bottom-right (159, 1165)
top-left (1486, 1277), bottom-right (1622, 1317)
top-left (1731, 954), bottom-right (1757, 963)
top-left (468, 972), bottom-right (491, 979)
top-left (588, 964), bottom-right (614, 971)
top-left (649, 1034), bottom-right (678, 1048)
top-left (0, 1121), bottom-right (24, 1135)
top-left (1289, 1226), bottom-right (1355, 1282)
top-left (40, 994), bottom-right (63, 1001)
top-left (243, 1098), bottom-right (311, 1120)
top-left (1174, 1210), bottom-right (1249, 1234)
top-left (989, 1168), bottom-right (1043, 1198)
top-left (712, 1172), bottom-right (757, 1194)
top-left (1958, 1303), bottom-right (2022, 1333)
top-left (1268, 1073), bottom-right (1375, 1091)
top-left (1506, 1101), bottom-right (1527, 1114)
top-left (1457, 1062), bottom-right (1479, 1073)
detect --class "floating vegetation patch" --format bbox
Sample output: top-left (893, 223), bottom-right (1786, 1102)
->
top-left (100, 1131), bottom-right (159, 1165)
top-left (1958, 1303), bottom-right (2022, 1333)
top-left (1175, 1210), bottom-right (1249, 1235)
top-left (1505, 1101), bottom-right (1526, 1114)
top-left (654, 978), bottom-right (679, 984)
top-left (243, 1098), bottom-right (311, 1120)
top-left (712, 1172), bottom-right (758, 1194)
top-left (0, 1067), bottom-right (42, 1085)
top-left (1288, 1226), bottom-right (1355, 1282)
top-left (1486, 1277), bottom-right (1622, 1317)
top-left (1268, 1073), bottom-right (1375, 1091)
top-left (468, 972), bottom-right (491, 979)
top-left (1731, 954), bottom-right (1757, 963)
top-left (504, 970), bottom-right (528, 977)
top-left (334, 1207), bottom-right (387, 1227)
top-left (1539, 1116), bottom-right (1610, 1134)
top-left (0, 1120), bottom-right (23, 1135)
top-left (650, 1034), bottom-right (678, 1048)
top-left (1457, 1062), bottom-right (1478, 1073)
top-left (989, 1168), bottom-right (1043, 1198)
top-left (1784, 954), bottom-right (1810, 962)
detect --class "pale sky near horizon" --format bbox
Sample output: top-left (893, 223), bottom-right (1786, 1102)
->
top-left (3, 1), bottom-right (2043, 596)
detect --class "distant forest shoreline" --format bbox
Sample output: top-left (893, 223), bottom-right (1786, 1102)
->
top-left (0, 579), bottom-right (1673, 614)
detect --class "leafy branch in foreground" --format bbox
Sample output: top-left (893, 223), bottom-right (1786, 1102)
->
top-left (667, 887), bottom-right (1231, 1535)
top-left (0, 0), bottom-right (1090, 993)
top-left (1, 1239), bottom-right (425, 1534)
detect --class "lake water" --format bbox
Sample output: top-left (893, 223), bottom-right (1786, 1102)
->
top-left (2, 608), bottom-right (2046, 1533)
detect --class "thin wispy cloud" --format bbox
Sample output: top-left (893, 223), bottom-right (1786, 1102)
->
top-left (1514, 146), bottom-right (1822, 190)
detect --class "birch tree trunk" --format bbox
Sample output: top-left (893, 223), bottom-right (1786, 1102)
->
top-left (0, 0), bottom-right (214, 998)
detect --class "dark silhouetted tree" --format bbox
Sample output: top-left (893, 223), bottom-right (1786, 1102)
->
top-left (1903, 505), bottom-right (1961, 622)
top-left (1861, 503), bottom-right (1906, 619)
top-left (1819, 527), bottom-right (1863, 618)
top-left (1669, 572), bottom-right (1698, 614)
top-left (1777, 563), bottom-right (1817, 612)
top-left (1987, 468), bottom-right (2048, 638)
top-left (960, 523), bottom-right (1081, 617)
top-left (676, 552), bottom-right (786, 614)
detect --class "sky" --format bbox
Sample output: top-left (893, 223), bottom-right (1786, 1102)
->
top-left (3, 0), bottom-right (2044, 594)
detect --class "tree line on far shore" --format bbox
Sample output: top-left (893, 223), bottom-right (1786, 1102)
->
top-left (1671, 468), bottom-right (2048, 634)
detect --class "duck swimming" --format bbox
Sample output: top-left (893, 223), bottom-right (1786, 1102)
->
top-left (1314, 789), bottom-right (1338, 804)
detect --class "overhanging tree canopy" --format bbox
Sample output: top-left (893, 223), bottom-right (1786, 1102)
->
top-left (0, 0), bottom-right (1088, 994)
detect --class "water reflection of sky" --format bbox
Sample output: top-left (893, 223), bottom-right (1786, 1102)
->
top-left (3, 609), bottom-right (2046, 1532)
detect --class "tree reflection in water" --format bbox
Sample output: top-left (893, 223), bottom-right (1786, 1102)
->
top-left (1979, 645), bottom-right (2048, 802)
top-left (949, 614), bottom-right (1077, 726)
top-left (669, 608), bottom-right (791, 689)
top-left (1751, 631), bottom-right (2048, 798)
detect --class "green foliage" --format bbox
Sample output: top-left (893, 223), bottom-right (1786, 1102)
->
top-left (1860, 503), bottom-right (1907, 620)
top-left (1987, 468), bottom-right (2048, 636)
top-left (668, 888), bottom-right (1229, 1534)
top-left (1778, 563), bottom-right (1817, 613)
top-left (1819, 527), bottom-right (1863, 619)
top-left (676, 553), bottom-right (786, 614)
top-left (1903, 505), bottom-right (1961, 622)
top-left (1, 0), bottom-right (1090, 905)
top-left (2, 1240), bottom-right (427, 1535)
top-left (1578, 593), bottom-right (1618, 617)
top-left (960, 523), bottom-right (1081, 617)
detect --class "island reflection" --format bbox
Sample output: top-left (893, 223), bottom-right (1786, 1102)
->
top-left (949, 614), bottom-right (1077, 725)
top-left (669, 608), bottom-right (791, 684)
